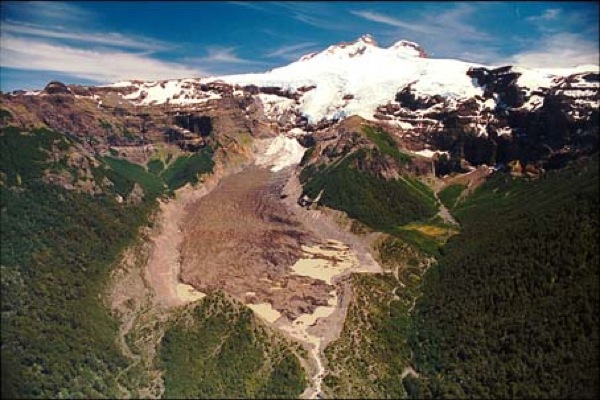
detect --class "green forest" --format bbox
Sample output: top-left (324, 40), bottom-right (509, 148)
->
top-left (2, 121), bottom-right (598, 399)
top-left (300, 123), bottom-right (599, 398)
top-left (437, 183), bottom-right (466, 210)
top-left (102, 146), bottom-right (214, 196)
top-left (0, 126), bottom-right (309, 399)
top-left (159, 292), bottom-right (306, 399)
top-left (1, 127), bottom-right (150, 398)
top-left (0, 126), bottom-right (215, 398)
top-left (301, 148), bottom-right (437, 232)
top-left (409, 155), bottom-right (599, 398)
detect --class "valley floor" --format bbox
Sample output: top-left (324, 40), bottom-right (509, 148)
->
top-left (131, 143), bottom-right (384, 398)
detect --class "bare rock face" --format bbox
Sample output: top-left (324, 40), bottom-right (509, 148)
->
top-left (89, 85), bottom-right (139, 97)
top-left (377, 65), bottom-right (600, 175)
top-left (395, 85), bottom-right (444, 111)
top-left (297, 85), bottom-right (317, 93)
top-left (389, 40), bottom-right (428, 58)
top-left (41, 146), bottom-right (107, 195)
top-left (300, 115), bottom-right (430, 181)
top-left (467, 66), bottom-right (525, 108)
top-left (259, 86), bottom-right (300, 100)
top-left (68, 85), bottom-right (92, 97)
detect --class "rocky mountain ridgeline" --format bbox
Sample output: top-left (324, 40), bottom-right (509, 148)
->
top-left (1, 36), bottom-right (598, 189)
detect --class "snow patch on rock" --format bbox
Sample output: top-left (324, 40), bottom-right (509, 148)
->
top-left (254, 135), bottom-right (306, 172)
top-left (414, 149), bottom-right (450, 158)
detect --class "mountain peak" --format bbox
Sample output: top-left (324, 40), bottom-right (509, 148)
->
top-left (298, 34), bottom-right (380, 62)
top-left (388, 40), bottom-right (427, 58)
top-left (356, 33), bottom-right (378, 46)
top-left (297, 35), bottom-right (426, 63)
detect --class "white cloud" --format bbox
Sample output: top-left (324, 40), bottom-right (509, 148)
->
top-left (526, 8), bottom-right (561, 23)
top-left (351, 5), bottom-right (491, 41)
top-left (202, 47), bottom-right (260, 64)
top-left (0, 2), bottom-right (207, 84)
top-left (524, 7), bottom-right (593, 36)
top-left (269, 2), bottom-right (351, 31)
top-left (180, 47), bottom-right (268, 76)
top-left (0, 35), bottom-right (204, 83)
top-left (434, 3), bottom-right (489, 38)
top-left (227, 1), bottom-right (268, 12)
top-left (350, 4), bottom-right (598, 68)
top-left (350, 11), bottom-right (430, 33)
top-left (0, 19), bottom-right (266, 86)
top-left (350, 5), bottom-right (497, 63)
top-left (2, 1), bottom-right (94, 27)
top-left (1, 21), bottom-right (171, 51)
top-left (508, 33), bottom-right (599, 68)
top-left (266, 42), bottom-right (318, 60)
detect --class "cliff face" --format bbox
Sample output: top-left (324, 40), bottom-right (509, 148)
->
top-left (1, 79), bottom-right (273, 148)
top-left (377, 67), bottom-right (599, 174)
top-left (1, 49), bottom-right (598, 187)
top-left (0, 80), bottom-right (277, 194)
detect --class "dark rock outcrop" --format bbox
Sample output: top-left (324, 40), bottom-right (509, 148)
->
top-left (468, 66), bottom-right (525, 108)
top-left (385, 67), bottom-right (600, 175)
top-left (174, 115), bottom-right (212, 137)
top-left (395, 85), bottom-right (444, 111)
top-left (44, 81), bottom-right (72, 95)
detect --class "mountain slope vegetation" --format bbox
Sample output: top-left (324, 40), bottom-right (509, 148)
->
top-left (304, 120), bottom-right (599, 398)
top-left (409, 155), bottom-right (599, 398)
top-left (159, 292), bottom-right (307, 399)
top-left (0, 125), bottom-right (310, 399)
top-left (300, 125), bottom-right (438, 233)
top-left (1, 127), bottom-right (152, 398)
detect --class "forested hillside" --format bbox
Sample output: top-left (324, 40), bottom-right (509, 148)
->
top-left (300, 125), bottom-right (438, 233)
top-left (0, 126), bottom-right (212, 398)
top-left (409, 155), bottom-right (599, 398)
top-left (1, 127), bottom-right (156, 398)
top-left (159, 292), bottom-right (307, 399)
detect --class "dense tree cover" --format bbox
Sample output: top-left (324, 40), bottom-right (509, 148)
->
top-left (409, 155), bottom-right (599, 398)
top-left (437, 183), bottom-right (466, 210)
top-left (301, 122), bottom-right (598, 398)
top-left (147, 158), bottom-right (165, 175)
top-left (301, 149), bottom-right (437, 232)
top-left (0, 126), bottom-right (216, 398)
top-left (103, 146), bottom-right (214, 197)
top-left (102, 156), bottom-right (166, 199)
top-left (0, 127), bottom-right (153, 398)
top-left (159, 292), bottom-right (306, 399)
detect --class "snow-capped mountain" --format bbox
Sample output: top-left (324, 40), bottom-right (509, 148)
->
top-left (107, 34), bottom-right (597, 128)
top-left (5, 34), bottom-right (598, 173)
top-left (109, 34), bottom-right (483, 122)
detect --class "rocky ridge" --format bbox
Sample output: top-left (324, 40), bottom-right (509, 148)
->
top-left (2, 35), bottom-right (596, 181)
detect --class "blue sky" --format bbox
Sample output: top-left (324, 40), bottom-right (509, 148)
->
top-left (1, 1), bottom-right (598, 91)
